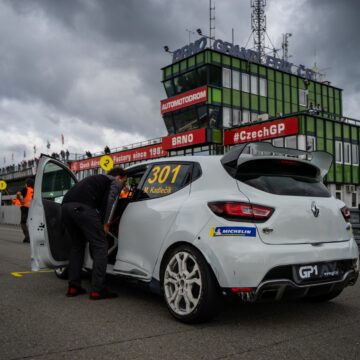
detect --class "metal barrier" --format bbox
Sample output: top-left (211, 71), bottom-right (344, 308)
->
top-left (0, 194), bottom-right (21, 225)
top-left (0, 205), bottom-right (20, 225)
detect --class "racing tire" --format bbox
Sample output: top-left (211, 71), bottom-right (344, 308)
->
top-left (54, 266), bottom-right (69, 280)
top-left (161, 245), bottom-right (220, 324)
top-left (304, 289), bottom-right (343, 302)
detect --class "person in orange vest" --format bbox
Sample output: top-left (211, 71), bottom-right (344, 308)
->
top-left (15, 178), bottom-right (34, 243)
top-left (120, 185), bottom-right (130, 198)
top-left (12, 198), bottom-right (22, 206)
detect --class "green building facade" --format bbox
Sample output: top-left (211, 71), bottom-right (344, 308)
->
top-left (161, 47), bottom-right (360, 208)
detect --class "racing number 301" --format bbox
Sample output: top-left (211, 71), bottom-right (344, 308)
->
top-left (147, 165), bottom-right (181, 185)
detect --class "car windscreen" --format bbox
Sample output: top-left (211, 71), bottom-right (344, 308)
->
top-left (236, 159), bottom-right (331, 197)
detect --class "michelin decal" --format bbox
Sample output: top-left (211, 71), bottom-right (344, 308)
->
top-left (209, 226), bottom-right (256, 237)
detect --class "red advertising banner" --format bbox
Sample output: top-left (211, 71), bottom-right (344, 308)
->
top-left (69, 143), bottom-right (167, 172)
top-left (160, 86), bottom-right (208, 115)
top-left (224, 117), bottom-right (299, 145)
top-left (162, 128), bottom-right (207, 150)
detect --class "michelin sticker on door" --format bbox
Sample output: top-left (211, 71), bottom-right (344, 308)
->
top-left (209, 226), bottom-right (256, 237)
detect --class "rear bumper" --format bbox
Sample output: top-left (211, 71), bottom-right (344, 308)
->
top-left (198, 231), bottom-right (359, 287)
top-left (224, 269), bottom-right (358, 302)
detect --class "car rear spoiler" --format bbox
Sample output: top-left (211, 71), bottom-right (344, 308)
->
top-left (221, 142), bottom-right (333, 179)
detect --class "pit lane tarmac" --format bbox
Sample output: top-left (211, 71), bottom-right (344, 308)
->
top-left (1, 224), bottom-right (360, 360)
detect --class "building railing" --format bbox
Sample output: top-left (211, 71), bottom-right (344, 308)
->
top-left (0, 153), bottom-right (80, 178)
top-left (0, 137), bottom-right (164, 177)
top-left (72, 137), bottom-right (163, 161)
top-left (300, 109), bottom-right (360, 125)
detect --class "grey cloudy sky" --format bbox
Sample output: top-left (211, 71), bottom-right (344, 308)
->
top-left (0, 0), bottom-right (359, 165)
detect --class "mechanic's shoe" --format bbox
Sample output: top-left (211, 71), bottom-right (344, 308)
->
top-left (66, 286), bottom-right (87, 297)
top-left (89, 289), bottom-right (118, 300)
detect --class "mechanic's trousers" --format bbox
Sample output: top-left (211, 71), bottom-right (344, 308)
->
top-left (61, 202), bottom-right (108, 292)
top-left (20, 206), bottom-right (30, 242)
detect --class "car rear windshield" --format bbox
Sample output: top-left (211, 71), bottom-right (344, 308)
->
top-left (236, 159), bottom-right (331, 197)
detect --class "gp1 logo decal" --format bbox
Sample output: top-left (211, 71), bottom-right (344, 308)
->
top-left (209, 226), bottom-right (256, 237)
top-left (298, 265), bottom-right (318, 279)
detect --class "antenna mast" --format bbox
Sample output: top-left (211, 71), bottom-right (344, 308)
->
top-left (282, 33), bottom-right (292, 62)
top-left (251, 0), bottom-right (266, 63)
top-left (209, 0), bottom-right (215, 46)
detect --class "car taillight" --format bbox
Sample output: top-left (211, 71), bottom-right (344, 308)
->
top-left (341, 206), bottom-right (351, 222)
top-left (208, 202), bottom-right (274, 222)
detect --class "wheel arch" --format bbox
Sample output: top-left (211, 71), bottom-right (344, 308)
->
top-left (158, 241), bottom-right (221, 289)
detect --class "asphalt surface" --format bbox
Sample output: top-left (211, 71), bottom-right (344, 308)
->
top-left (1, 225), bottom-right (360, 360)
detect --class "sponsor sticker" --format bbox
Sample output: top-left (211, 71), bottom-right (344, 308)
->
top-left (99, 155), bottom-right (114, 171)
top-left (209, 226), bottom-right (256, 237)
top-left (0, 180), bottom-right (7, 191)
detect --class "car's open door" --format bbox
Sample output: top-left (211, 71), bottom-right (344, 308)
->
top-left (29, 155), bottom-right (77, 271)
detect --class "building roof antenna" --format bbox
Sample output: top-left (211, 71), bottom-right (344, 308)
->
top-left (312, 48), bottom-right (330, 82)
top-left (209, 0), bottom-right (216, 47)
top-left (282, 33), bottom-right (292, 62)
top-left (251, 0), bottom-right (266, 63)
top-left (185, 29), bottom-right (195, 43)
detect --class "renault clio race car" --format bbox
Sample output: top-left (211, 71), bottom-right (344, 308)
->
top-left (29, 142), bottom-right (359, 323)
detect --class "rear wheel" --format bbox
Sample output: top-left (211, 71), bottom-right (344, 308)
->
top-left (305, 289), bottom-right (343, 302)
top-left (54, 266), bottom-right (68, 280)
top-left (161, 245), bottom-right (220, 323)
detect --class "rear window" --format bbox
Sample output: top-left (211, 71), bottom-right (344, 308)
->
top-left (236, 159), bottom-right (331, 197)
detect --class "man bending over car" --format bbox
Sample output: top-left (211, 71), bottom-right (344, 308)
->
top-left (61, 167), bottom-right (127, 300)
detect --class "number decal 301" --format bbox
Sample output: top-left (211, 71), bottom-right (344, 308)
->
top-left (147, 165), bottom-right (181, 185)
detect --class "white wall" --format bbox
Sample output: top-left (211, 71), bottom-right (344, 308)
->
top-left (0, 206), bottom-right (21, 225)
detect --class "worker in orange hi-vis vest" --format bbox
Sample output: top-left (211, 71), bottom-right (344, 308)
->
top-left (12, 198), bottom-right (22, 206)
top-left (15, 178), bottom-right (34, 243)
top-left (120, 185), bottom-right (130, 198)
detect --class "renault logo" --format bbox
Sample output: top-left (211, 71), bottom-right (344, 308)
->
top-left (311, 201), bottom-right (320, 217)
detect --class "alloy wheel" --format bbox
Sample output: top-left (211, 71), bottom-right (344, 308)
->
top-left (164, 251), bottom-right (202, 316)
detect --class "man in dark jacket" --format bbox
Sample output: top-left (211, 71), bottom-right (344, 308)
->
top-left (62, 167), bottom-right (127, 300)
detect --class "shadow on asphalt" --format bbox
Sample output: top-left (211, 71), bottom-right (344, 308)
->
top-left (91, 273), bottom-right (358, 327)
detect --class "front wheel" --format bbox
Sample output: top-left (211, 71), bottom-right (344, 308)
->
top-left (161, 245), bottom-right (220, 323)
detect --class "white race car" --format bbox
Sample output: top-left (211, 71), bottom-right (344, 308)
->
top-left (29, 142), bottom-right (359, 323)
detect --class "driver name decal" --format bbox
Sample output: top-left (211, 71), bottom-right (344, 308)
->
top-left (143, 185), bottom-right (172, 195)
